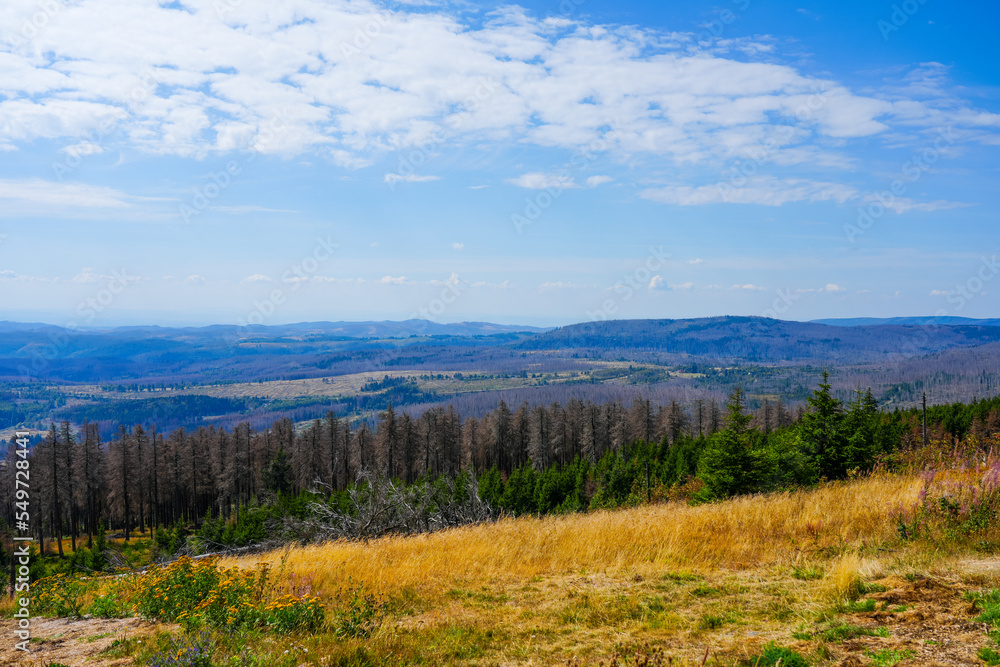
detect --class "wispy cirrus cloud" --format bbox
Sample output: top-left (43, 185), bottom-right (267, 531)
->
top-left (212, 206), bottom-right (299, 215)
top-left (649, 276), bottom-right (693, 290)
top-left (71, 267), bottom-right (144, 285)
top-left (857, 194), bottom-right (972, 214)
top-left (383, 174), bottom-right (441, 185)
top-left (640, 177), bottom-right (858, 207)
top-left (507, 172), bottom-right (579, 190)
top-left (0, 178), bottom-right (134, 209)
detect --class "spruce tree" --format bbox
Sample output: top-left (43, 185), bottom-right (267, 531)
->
top-left (800, 371), bottom-right (846, 479)
top-left (697, 386), bottom-right (758, 498)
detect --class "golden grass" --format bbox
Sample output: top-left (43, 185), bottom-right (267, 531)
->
top-left (14, 472), bottom-right (1000, 666)
top-left (821, 552), bottom-right (884, 603)
top-left (221, 474), bottom-right (922, 600)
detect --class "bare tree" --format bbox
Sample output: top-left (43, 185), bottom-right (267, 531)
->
top-left (306, 470), bottom-right (495, 540)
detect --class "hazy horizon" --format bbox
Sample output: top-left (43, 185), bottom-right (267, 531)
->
top-left (0, 310), bottom-right (995, 331)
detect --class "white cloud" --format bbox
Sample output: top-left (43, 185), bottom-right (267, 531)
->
top-left (71, 268), bottom-right (100, 284)
top-left (61, 141), bottom-right (104, 156)
top-left (539, 281), bottom-right (586, 289)
top-left (472, 279), bottom-right (514, 289)
top-left (858, 194), bottom-right (971, 214)
top-left (0, 178), bottom-right (134, 210)
top-left (586, 175), bottom-right (614, 187)
top-left (241, 274), bottom-right (272, 283)
top-left (452, 242), bottom-right (464, 251)
top-left (686, 258), bottom-right (704, 265)
top-left (212, 206), bottom-right (299, 215)
top-left (379, 275), bottom-right (411, 285)
top-left (648, 276), bottom-right (692, 291)
top-left (71, 267), bottom-right (144, 284)
top-left (929, 289), bottom-right (949, 296)
top-left (428, 273), bottom-right (462, 287)
top-left (331, 150), bottom-right (374, 170)
top-left (640, 177), bottom-right (857, 207)
top-left (732, 284), bottom-right (765, 290)
top-left (185, 275), bottom-right (206, 285)
top-left (507, 172), bottom-right (579, 190)
top-left (796, 285), bottom-right (847, 293)
top-left (312, 276), bottom-right (363, 284)
top-left (0, 270), bottom-right (50, 282)
top-left (0, 1), bottom-right (993, 207)
top-left (0, 11), bottom-right (900, 167)
top-left (383, 173), bottom-right (442, 185)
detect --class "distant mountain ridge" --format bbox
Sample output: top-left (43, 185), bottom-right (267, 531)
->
top-left (0, 319), bottom-right (550, 338)
top-left (517, 316), bottom-right (1000, 362)
top-left (5, 316), bottom-right (997, 338)
top-left (811, 316), bottom-right (1000, 327)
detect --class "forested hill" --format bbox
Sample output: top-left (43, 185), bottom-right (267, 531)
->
top-left (0, 320), bottom-right (544, 384)
top-left (812, 316), bottom-right (1000, 327)
top-left (4, 316), bottom-right (1000, 436)
top-left (3, 316), bottom-right (1000, 384)
top-left (516, 316), bottom-right (1000, 362)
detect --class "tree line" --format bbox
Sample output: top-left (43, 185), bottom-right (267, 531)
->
top-left (2, 374), bottom-right (999, 565)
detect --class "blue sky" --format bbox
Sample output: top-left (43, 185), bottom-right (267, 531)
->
top-left (0, 0), bottom-right (998, 327)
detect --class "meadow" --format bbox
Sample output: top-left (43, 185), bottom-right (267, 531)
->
top-left (6, 466), bottom-right (1000, 666)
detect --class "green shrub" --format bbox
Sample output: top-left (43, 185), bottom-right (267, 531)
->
top-left (792, 565), bottom-right (823, 581)
top-left (34, 556), bottom-right (326, 637)
top-left (866, 648), bottom-right (915, 667)
top-left (89, 591), bottom-right (129, 618)
top-left (332, 583), bottom-right (386, 638)
top-left (698, 613), bottom-right (724, 630)
top-left (819, 620), bottom-right (887, 642)
top-left (969, 589), bottom-right (1000, 627)
top-left (32, 573), bottom-right (86, 618)
top-left (979, 646), bottom-right (1000, 666)
top-left (839, 598), bottom-right (877, 613)
top-left (743, 643), bottom-right (809, 667)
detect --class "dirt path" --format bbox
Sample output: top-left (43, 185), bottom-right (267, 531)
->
top-left (0, 617), bottom-right (163, 666)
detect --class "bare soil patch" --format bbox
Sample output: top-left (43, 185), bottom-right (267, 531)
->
top-left (0, 616), bottom-right (164, 667)
top-left (830, 575), bottom-right (988, 667)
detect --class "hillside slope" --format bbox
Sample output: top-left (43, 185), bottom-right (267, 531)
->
top-left (517, 315), bottom-right (1000, 362)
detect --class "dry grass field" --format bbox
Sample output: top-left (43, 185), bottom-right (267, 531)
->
top-left (5, 472), bottom-right (999, 666)
top-left (58, 367), bottom-right (624, 402)
top-left (225, 474), bottom-right (924, 589)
